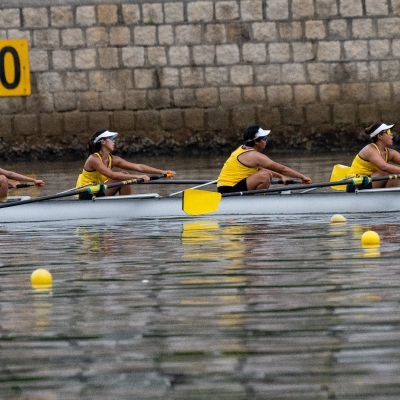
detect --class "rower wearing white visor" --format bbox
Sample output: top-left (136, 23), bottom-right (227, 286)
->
top-left (347, 123), bottom-right (400, 192)
top-left (217, 125), bottom-right (312, 194)
top-left (76, 129), bottom-right (176, 200)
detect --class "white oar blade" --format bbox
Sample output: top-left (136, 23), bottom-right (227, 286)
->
top-left (182, 189), bottom-right (222, 215)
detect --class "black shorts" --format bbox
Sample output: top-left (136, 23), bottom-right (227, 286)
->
top-left (78, 191), bottom-right (105, 200)
top-left (217, 178), bottom-right (248, 194)
top-left (346, 182), bottom-right (373, 193)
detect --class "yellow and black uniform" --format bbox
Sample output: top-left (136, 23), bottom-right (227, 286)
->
top-left (217, 147), bottom-right (257, 193)
top-left (346, 144), bottom-right (388, 192)
top-left (76, 153), bottom-right (112, 199)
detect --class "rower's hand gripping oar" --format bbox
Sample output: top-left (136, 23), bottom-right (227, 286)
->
top-left (0, 174), bottom-right (171, 209)
top-left (182, 174), bottom-right (400, 215)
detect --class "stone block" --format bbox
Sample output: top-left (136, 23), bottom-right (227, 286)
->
top-left (241, 1), bottom-right (263, 20)
top-left (173, 89), bottom-right (196, 107)
top-left (37, 72), bottom-right (63, 92)
top-left (14, 114), bottom-right (39, 135)
top-left (26, 93), bottom-right (54, 113)
top-left (125, 90), bottom-right (147, 110)
top-left (176, 25), bottom-right (202, 44)
top-left (64, 112), bottom-right (88, 133)
top-left (394, 0), bottom-right (400, 15)
top-left (242, 43), bottom-right (267, 63)
top-left (216, 44), bottom-right (240, 64)
top-left (112, 111), bottom-right (135, 131)
top-left (216, 1), bottom-right (239, 20)
top-left (78, 92), bottom-right (101, 111)
top-left (61, 29), bottom-right (84, 47)
top-left (358, 104), bottom-right (380, 124)
top-left (344, 40), bottom-right (368, 60)
top-left (134, 69), bottom-right (157, 89)
top-left (227, 22), bottom-right (250, 42)
top-left (164, 2), bottom-right (184, 23)
top-left (220, 87), bottom-right (242, 106)
top-left (319, 84), bottom-right (341, 102)
top-left (110, 27), bottom-right (131, 46)
top-left (268, 43), bottom-right (290, 62)
top-left (142, 3), bottom-right (163, 24)
top-left (328, 20), bottom-right (348, 39)
top-left (33, 29), bottom-right (60, 49)
top-left (88, 71), bottom-right (110, 91)
top-left (161, 109), bottom-right (183, 130)
top-left (391, 81), bottom-right (400, 101)
top-left (282, 63), bottom-right (307, 83)
top-left (67, 71), bottom-right (89, 91)
top-left (307, 63), bottom-right (329, 83)
top-left (86, 27), bottom-right (108, 47)
top-left (281, 106), bottom-right (304, 125)
top-left (160, 68), bottom-right (180, 87)
top-left (136, 110), bottom-right (160, 130)
top-left (267, 85), bottom-right (293, 106)
top-left (7, 29), bottom-right (31, 42)
top-left (205, 24), bottom-right (227, 43)
top-left (266, 0), bottom-right (289, 20)
top-left (188, 1), bottom-right (213, 22)
top-left (88, 112), bottom-right (111, 131)
top-left (366, 0), bottom-right (388, 15)
top-left (23, 8), bottom-right (48, 28)
top-left (393, 39), bottom-right (400, 57)
top-left (0, 9), bottom-right (20, 29)
top-left (122, 47), bottom-right (145, 67)
top-left (232, 107), bottom-right (257, 130)
top-left (252, 22), bottom-right (277, 41)
top-left (305, 21), bottom-right (326, 39)
top-left (369, 82), bottom-right (391, 101)
top-left (195, 88), bottom-right (219, 107)
top-left (29, 50), bottom-right (49, 72)
top-left (305, 104), bottom-right (331, 124)
top-left (279, 21), bottom-right (303, 40)
top-left (76, 6), bottom-right (96, 27)
top-left (341, 83), bottom-right (368, 103)
top-left (169, 46), bottom-right (190, 65)
top-left (257, 106), bottom-right (282, 127)
top-left (292, 42), bottom-right (315, 62)
top-left (339, 0), bottom-right (363, 17)
top-left (193, 45), bottom-right (215, 65)
top-left (292, 0), bottom-right (314, 18)
top-left (148, 89), bottom-right (171, 109)
top-left (0, 98), bottom-right (23, 115)
top-left (158, 26), bottom-right (174, 45)
top-left (181, 67), bottom-right (205, 86)
top-left (134, 26), bottom-right (156, 45)
top-left (206, 108), bottom-right (230, 130)
top-left (381, 60), bottom-right (400, 80)
top-left (205, 67), bottom-right (229, 85)
top-left (100, 91), bottom-right (124, 110)
top-left (333, 104), bottom-right (357, 124)
top-left (184, 108), bottom-right (205, 131)
top-left (98, 48), bottom-right (119, 69)
top-left (379, 101), bottom-right (399, 122)
top-left (357, 61), bottom-right (380, 81)
top-left (122, 4), bottom-right (141, 24)
top-left (230, 65), bottom-right (254, 85)
top-left (294, 85), bottom-right (317, 104)
top-left (243, 86), bottom-right (265, 104)
top-left (317, 41), bottom-right (341, 61)
top-left (0, 116), bottom-right (12, 137)
top-left (74, 49), bottom-right (97, 70)
top-left (51, 6), bottom-right (73, 27)
top-left (255, 64), bottom-right (281, 84)
top-left (98, 5), bottom-right (118, 25)
top-left (147, 47), bottom-right (167, 66)
top-left (54, 92), bottom-right (77, 111)
top-left (369, 39), bottom-right (390, 59)
top-left (316, 0), bottom-right (338, 17)
top-left (352, 19), bottom-right (374, 39)
top-left (40, 114), bottom-right (63, 136)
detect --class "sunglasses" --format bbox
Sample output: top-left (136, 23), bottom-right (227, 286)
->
top-left (108, 136), bottom-right (115, 141)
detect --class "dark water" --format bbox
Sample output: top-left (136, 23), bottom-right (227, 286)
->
top-left (1, 154), bottom-right (400, 400)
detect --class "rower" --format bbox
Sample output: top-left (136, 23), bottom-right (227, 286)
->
top-left (0, 169), bottom-right (44, 201)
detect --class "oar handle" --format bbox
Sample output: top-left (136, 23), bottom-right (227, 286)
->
top-left (8, 183), bottom-right (35, 189)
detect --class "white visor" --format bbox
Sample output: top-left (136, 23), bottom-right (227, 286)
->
top-left (93, 130), bottom-right (118, 143)
top-left (370, 123), bottom-right (394, 137)
top-left (253, 127), bottom-right (271, 140)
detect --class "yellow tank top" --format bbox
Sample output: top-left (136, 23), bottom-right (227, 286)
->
top-left (76, 153), bottom-right (113, 187)
top-left (348, 144), bottom-right (388, 176)
top-left (217, 147), bottom-right (258, 187)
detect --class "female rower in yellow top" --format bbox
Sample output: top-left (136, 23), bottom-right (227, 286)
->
top-left (76, 130), bottom-right (176, 200)
top-left (347, 123), bottom-right (400, 192)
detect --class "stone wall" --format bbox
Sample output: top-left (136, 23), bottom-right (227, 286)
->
top-left (1, 0), bottom-right (400, 158)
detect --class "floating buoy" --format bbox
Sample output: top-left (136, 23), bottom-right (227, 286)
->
top-left (30, 269), bottom-right (52, 288)
top-left (330, 214), bottom-right (346, 223)
top-left (361, 230), bottom-right (380, 247)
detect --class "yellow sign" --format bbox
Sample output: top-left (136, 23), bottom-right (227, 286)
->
top-left (0, 39), bottom-right (30, 96)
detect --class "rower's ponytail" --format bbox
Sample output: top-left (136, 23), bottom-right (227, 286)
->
top-left (87, 130), bottom-right (105, 155)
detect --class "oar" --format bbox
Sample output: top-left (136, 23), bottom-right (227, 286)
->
top-left (0, 174), bottom-right (170, 209)
top-left (8, 183), bottom-right (35, 189)
top-left (182, 174), bottom-right (400, 215)
top-left (144, 178), bottom-right (298, 185)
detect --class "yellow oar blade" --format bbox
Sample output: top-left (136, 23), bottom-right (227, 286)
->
top-left (182, 189), bottom-right (222, 215)
top-left (330, 164), bottom-right (351, 190)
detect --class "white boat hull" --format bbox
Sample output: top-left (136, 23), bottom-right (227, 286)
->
top-left (1, 188), bottom-right (400, 224)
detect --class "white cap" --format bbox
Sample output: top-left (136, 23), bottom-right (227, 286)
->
top-left (369, 123), bottom-right (394, 137)
top-left (254, 127), bottom-right (271, 139)
top-left (93, 130), bottom-right (118, 143)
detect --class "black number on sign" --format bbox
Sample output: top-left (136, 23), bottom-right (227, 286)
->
top-left (0, 46), bottom-right (21, 89)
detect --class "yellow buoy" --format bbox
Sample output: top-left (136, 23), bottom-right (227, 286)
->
top-left (30, 269), bottom-right (52, 288)
top-left (330, 214), bottom-right (347, 223)
top-left (361, 230), bottom-right (380, 247)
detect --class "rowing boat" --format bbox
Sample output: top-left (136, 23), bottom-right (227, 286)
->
top-left (2, 186), bottom-right (400, 224)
